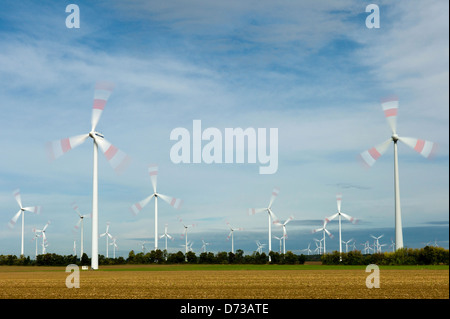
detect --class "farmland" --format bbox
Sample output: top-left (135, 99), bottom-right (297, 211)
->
top-left (0, 264), bottom-right (448, 299)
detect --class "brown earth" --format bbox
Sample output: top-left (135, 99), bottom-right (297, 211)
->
top-left (0, 266), bottom-right (448, 299)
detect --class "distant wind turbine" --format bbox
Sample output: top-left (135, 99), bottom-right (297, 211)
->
top-left (130, 165), bottom-right (182, 251)
top-left (359, 97), bottom-right (437, 250)
top-left (8, 189), bottom-right (41, 256)
top-left (325, 194), bottom-right (357, 260)
top-left (46, 82), bottom-right (131, 269)
top-left (100, 222), bottom-right (113, 258)
top-left (275, 216), bottom-right (294, 254)
top-left (72, 201), bottom-right (90, 258)
top-left (159, 224), bottom-right (174, 252)
top-left (249, 187), bottom-right (280, 261)
top-left (312, 220), bottom-right (333, 254)
top-left (226, 221), bottom-right (243, 254)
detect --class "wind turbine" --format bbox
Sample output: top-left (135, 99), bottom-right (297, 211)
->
top-left (138, 241), bottom-right (149, 254)
top-left (130, 164), bottom-right (182, 251)
top-left (32, 227), bottom-right (41, 258)
top-left (255, 240), bottom-right (266, 254)
top-left (370, 234), bottom-right (384, 253)
top-left (342, 238), bottom-right (354, 253)
top-left (313, 238), bottom-right (323, 255)
top-left (72, 201), bottom-right (90, 258)
top-left (249, 187), bottom-right (280, 261)
top-left (179, 217), bottom-right (195, 260)
top-left (301, 243), bottom-right (312, 255)
top-left (226, 221), bottom-right (243, 254)
top-left (273, 235), bottom-right (282, 253)
top-left (359, 97), bottom-right (437, 250)
top-left (275, 216), bottom-right (294, 254)
top-left (109, 237), bottom-right (118, 259)
top-left (201, 239), bottom-right (210, 253)
top-left (100, 222), bottom-right (113, 258)
top-left (325, 194), bottom-right (357, 259)
top-left (46, 82), bottom-right (131, 269)
top-left (312, 220), bottom-right (333, 254)
top-left (35, 221), bottom-right (50, 254)
top-left (8, 189), bottom-right (41, 256)
top-left (159, 224), bottom-right (174, 252)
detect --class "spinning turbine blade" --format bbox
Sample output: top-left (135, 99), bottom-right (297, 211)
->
top-left (148, 164), bottom-right (158, 194)
top-left (91, 82), bottom-right (115, 132)
top-left (158, 194), bottom-right (183, 209)
top-left (248, 208), bottom-right (266, 215)
top-left (381, 96), bottom-right (399, 134)
top-left (13, 189), bottom-right (22, 208)
top-left (398, 137), bottom-right (438, 159)
top-left (340, 212), bottom-right (356, 224)
top-left (97, 138), bottom-right (132, 174)
top-left (46, 134), bottom-right (90, 161)
top-left (8, 210), bottom-right (22, 229)
top-left (358, 138), bottom-right (392, 168)
top-left (129, 194), bottom-right (155, 216)
top-left (268, 187), bottom-right (279, 209)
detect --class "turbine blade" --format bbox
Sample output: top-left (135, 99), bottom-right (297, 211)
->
top-left (8, 210), bottom-right (22, 229)
top-left (284, 216), bottom-right (294, 226)
top-left (381, 96), bottom-right (399, 134)
top-left (325, 213), bottom-right (339, 223)
top-left (96, 137), bottom-right (132, 174)
top-left (129, 194), bottom-right (155, 216)
top-left (399, 137), bottom-right (438, 159)
top-left (23, 206), bottom-right (41, 214)
top-left (46, 134), bottom-right (89, 161)
top-left (74, 219), bottom-right (82, 229)
top-left (42, 221), bottom-right (50, 232)
top-left (268, 187), bottom-right (279, 209)
top-left (91, 81), bottom-right (115, 132)
top-left (71, 201), bottom-right (82, 217)
top-left (248, 208), bottom-right (265, 215)
top-left (340, 212), bottom-right (356, 224)
top-left (336, 193), bottom-right (342, 213)
top-left (158, 194), bottom-right (183, 209)
top-left (148, 164), bottom-right (158, 194)
top-left (358, 138), bottom-right (392, 168)
top-left (12, 189), bottom-right (22, 208)
top-left (325, 228), bottom-right (333, 238)
top-left (268, 208), bottom-right (279, 224)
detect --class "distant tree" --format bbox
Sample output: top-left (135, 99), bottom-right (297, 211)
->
top-left (235, 249), bottom-right (244, 264)
top-left (81, 253), bottom-right (90, 266)
top-left (186, 251), bottom-right (197, 263)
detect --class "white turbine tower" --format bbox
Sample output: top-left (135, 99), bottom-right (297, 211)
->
top-left (130, 164), bottom-right (182, 251)
top-left (275, 216), bottom-right (294, 254)
top-left (32, 227), bottom-right (40, 258)
top-left (138, 241), bottom-right (149, 254)
top-left (226, 221), bottom-right (243, 254)
top-left (159, 224), bottom-right (174, 252)
top-left (100, 222), bottom-right (113, 258)
top-left (313, 238), bottom-right (323, 255)
top-left (325, 194), bottom-right (357, 260)
top-left (72, 201), bottom-right (90, 258)
top-left (249, 187), bottom-right (280, 261)
top-left (359, 97), bottom-right (437, 250)
top-left (8, 189), bottom-right (41, 256)
top-left (312, 220), bottom-right (333, 254)
top-left (46, 82), bottom-right (131, 269)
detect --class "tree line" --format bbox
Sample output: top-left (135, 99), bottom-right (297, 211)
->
top-left (321, 246), bottom-right (449, 265)
top-left (1, 246), bottom-right (448, 266)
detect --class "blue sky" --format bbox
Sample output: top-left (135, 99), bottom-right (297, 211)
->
top-left (0, 0), bottom-right (448, 258)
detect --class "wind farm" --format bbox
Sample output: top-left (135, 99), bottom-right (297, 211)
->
top-left (0, 0), bottom-right (448, 304)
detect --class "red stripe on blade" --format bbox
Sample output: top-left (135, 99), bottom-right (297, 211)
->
top-left (61, 138), bottom-right (71, 153)
top-left (93, 99), bottom-right (107, 110)
top-left (368, 147), bottom-right (381, 160)
top-left (414, 139), bottom-right (425, 153)
top-left (384, 108), bottom-right (398, 117)
top-left (104, 145), bottom-right (118, 161)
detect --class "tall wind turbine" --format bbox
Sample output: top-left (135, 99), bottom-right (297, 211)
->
top-left (342, 238), bottom-right (354, 253)
top-left (72, 201), bottom-right (90, 258)
top-left (325, 194), bottom-right (357, 259)
top-left (359, 97), bottom-right (437, 250)
top-left (8, 189), bottom-right (41, 256)
top-left (312, 220), bottom-right (333, 254)
top-left (249, 187), bottom-right (280, 261)
top-left (46, 82), bottom-right (131, 269)
top-left (159, 224), bottom-right (173, 252)
top-left (226, 221), bottom-right (243, 254)
top-left (275, 216), bottom-right (294, 254)
top-left (130, 164), bottom-right (182, 251)
top-left (100, 222), bottom-right (113, 258)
